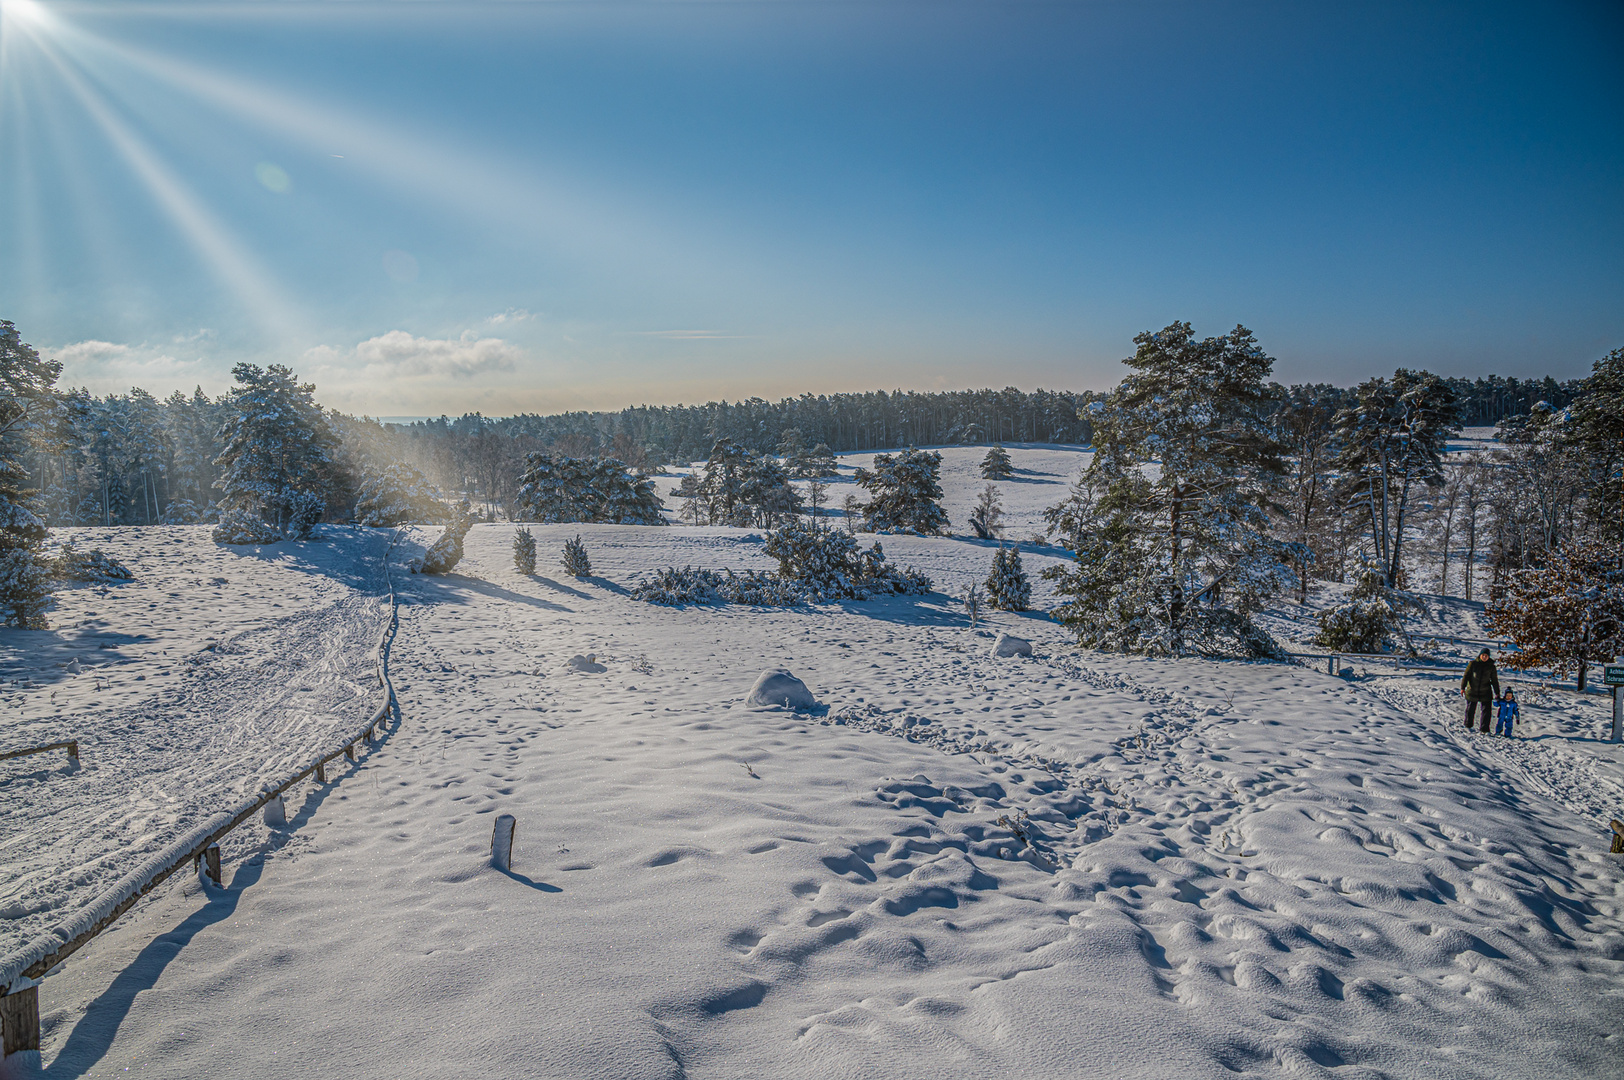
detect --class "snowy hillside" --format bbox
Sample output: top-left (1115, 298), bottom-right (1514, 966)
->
top-left (4, 446), bottom-right (1623, 1078)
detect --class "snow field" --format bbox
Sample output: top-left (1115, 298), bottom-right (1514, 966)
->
top-left (0, 526), bottom-right (393, 963)
top-left (6, 446), bottom-right (1624, 1078)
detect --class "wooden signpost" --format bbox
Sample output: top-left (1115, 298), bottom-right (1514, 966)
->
top-left (1605, 660), bottom-right (1624, 744)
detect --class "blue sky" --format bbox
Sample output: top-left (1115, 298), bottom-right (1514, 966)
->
top-left (1, 0), bottom-right (1619, 416)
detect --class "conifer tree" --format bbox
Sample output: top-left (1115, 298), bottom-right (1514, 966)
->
top-left (1333, 370), bottom-right (1461, 588)
top-left (355, 462), bottom-right (447, 526)
top-left (855, 447), bottom-right (948, 534)
top-left (985, 546), bottom-right (1031, 611)
top-left (513, 528), bottom-right (537, 574)
top-left (561, 534), bottom-right (592, 577)
top-left (980, 445), bottom-right (1013, 479)
top-left (214, 364), bottom-right (339, 534)
top-left (0, 321), bottom-right (61, 627)
top-left (1042, 322), bottom-right (1290, 657)
top-left (1566, 346), bottom-right (1624, 541)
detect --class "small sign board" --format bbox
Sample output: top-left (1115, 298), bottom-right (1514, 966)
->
top-left (1605, 665), bottom-right (1624, 687)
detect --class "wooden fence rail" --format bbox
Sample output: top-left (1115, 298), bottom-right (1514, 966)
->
top-left (0, 740), bottom-right (78, 766)
top-left (1, 531), bottom-right (403, 1063)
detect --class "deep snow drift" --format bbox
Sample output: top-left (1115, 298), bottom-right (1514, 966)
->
top-left (4, 446), bottom-right (1623, 1079)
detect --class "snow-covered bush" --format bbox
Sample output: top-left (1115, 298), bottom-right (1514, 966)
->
top-left (355, 462), bottom-right (447, 526)
top-left (980, 445), bottom-right (1013, 479)
top-left (212, 507), bottom-right (283, 545)
top-left (513, 528), bottom-right (536, 575)
top-left (1315, 563), bottom-right (1413, 654)
top-left (419, 506), bottom-right (474, 575)
top-left (50, 542), bottom-right (133, 583)
top-left (855, 447), bottom-right (948, 535)
top-left (631, 566), bottom-right (800, 607)
top-left (561, 534), bottom-right (591, 578)
top-left (158, 499), bottom-right (203, 525)
top-left (763, 521), bottom-right (932, 600)
top-left (985, 546), bottom-right (1030, 611)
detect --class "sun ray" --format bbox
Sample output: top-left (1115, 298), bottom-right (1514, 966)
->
top-left (2, 2), bottom-right (305, 342)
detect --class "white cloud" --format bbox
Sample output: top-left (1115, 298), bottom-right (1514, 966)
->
top-left (52, 339), bottom-right (214, 393)
top-left (308, 330), bottom-right (522, 380)
top-left (486, 308), bottom-right (534, 324)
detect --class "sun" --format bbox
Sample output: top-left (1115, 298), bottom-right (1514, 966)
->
top-left (0, 0), bottom-right (50, 29)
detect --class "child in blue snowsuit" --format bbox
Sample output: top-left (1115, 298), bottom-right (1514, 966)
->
top-left (1494, 689), bottom-right (1519, 738)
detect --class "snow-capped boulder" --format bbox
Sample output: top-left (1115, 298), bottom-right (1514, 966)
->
top-left (746, 668), bottom-right (817, 710)
top-left (567, 653), bottom-right (606, 673)
top-left (990, 633), bottom-right (1032, 658)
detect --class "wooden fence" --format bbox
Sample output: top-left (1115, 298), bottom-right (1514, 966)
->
top-left (1, 534), bottom-right (403, 1062)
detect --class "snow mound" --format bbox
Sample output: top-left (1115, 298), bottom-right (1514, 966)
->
top-left (746, 668), bottom-right (817, 709)
top-left (990, 632), bottom-right (1033, 658)
top-left (566, 653), bottom-right (605, 673)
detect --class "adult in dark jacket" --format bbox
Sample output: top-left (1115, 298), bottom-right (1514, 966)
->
top-left (1461, 649), bottom-right (1500, 733)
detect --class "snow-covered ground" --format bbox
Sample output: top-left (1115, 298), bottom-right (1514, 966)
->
top-left (5, 446), bottom-right (1624, 1079)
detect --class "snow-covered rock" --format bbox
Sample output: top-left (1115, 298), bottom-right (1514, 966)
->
top-left (566, 653), bottom-right (605, 673)
top-left (990, 632), bottom-right (1033, 658)
top-left (746, 668), bottom-right (817, 709)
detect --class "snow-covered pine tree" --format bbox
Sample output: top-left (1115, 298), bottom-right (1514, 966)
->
top-left (969, 483), bottom-right (1003, 539)
top-left (561, 534), bottom-right (592, 577)
top-left (1332, 370), bottom-right (1461, 589)
top-left (355, 462), bottom-right (448, 526)
top-left (213, 364), bottom-right (339, 537)
top-left (1484, 538), bottom-right (1624, 691)
top-left (980, 445), bottom-right (1013, 479)
top-left (511, 453), bottom-right (665, 525)
top-left (513, 527), bottom-right (537, 574)
top-left (1042, 322), bottom-right (1292, 657)
top-left (592, 458), bottom-right (666, 525)
top-left (419, 504), bottom-right (474, 574)
top-left (1567, 347), bottom-right (1624, 541)
top-left (855, 447), bottom-right (948, 534)
top-left (802, 443), bottom-right (840, 477)
top-left (0, 321), bottom-right (61, 628)
top-left (985, 546), bottom-right (1030, 611)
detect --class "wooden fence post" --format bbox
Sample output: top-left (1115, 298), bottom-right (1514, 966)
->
top-left (344, 743), bottom-right (355, 763)
top-left (263, 794), bottom-right (286, 827)
top-left (2, 982), bottom-right (40, 1057)
top-left (67, 739), bottom-right (79, 764)
top-left (316, 761), bottom-right (327, 784)
top-left (492, 814), bottom-right (516, 871)
top-left (197, 843), bottom-right (221, 888)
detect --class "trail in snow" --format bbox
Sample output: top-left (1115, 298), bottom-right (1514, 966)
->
top-left (0, 526), bottom-right (391, 960)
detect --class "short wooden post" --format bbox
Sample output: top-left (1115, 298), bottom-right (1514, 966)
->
top-left (2, 982), bottom-right (40, 1056)
top-left (1610, 819), bottom-right (1624, 856)
top-left (67, 739), bottom-right (80, 764)
top-left (491, 814), bottom-right (516, 871)
top-left (316, 760), bottom-right (327, 784)
top-left (344, 742), bottom-right (355, 763)
top-left (263, 794), bottom-right (286, 827)
top-left (197, 843), bottom-right (221, 888)
top-left (1327, 655), bottom-right (1335, 675)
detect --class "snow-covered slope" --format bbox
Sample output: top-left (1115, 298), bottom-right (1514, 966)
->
top-left (6, 447), bottom-right (1624, 1079)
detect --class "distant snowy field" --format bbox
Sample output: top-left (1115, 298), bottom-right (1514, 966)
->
top-left (4, 446), bottom-right (1623, 1079)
